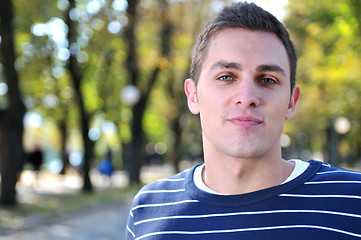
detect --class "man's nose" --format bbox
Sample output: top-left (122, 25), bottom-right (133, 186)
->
top-left (234, 78), bottom-right (260, 107)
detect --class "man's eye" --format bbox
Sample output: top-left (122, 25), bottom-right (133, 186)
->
top-left (261, 78), bottom-right (277, 85)
top-left (218, 75), bottom-right (234, 81)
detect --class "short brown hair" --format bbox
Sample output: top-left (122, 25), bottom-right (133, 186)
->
top-left (190, 2), bottom-right (297, 92)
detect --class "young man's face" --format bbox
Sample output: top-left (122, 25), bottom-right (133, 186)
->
top-left (185, 28), bottom-right (300, 160)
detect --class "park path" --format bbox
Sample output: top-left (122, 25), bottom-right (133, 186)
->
top-left (0, 198), bottom-right (132, 240)
top-left (0, 165), bottom-right (177, 240)
top-left (0, 170), bottom-right (134, 240)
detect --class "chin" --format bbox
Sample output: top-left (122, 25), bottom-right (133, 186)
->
top-left (227, 149), bottom-right (266, 160)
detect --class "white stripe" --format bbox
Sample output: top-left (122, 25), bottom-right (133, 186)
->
top-left (305, 181), bottom-right (361, 184)
top-left (280, 194), bottom-right (361, 200)
top-left (134, 209), bottom-right (361, 225)
top-left (317, 170), bottom-right (361, 175)
top-left (129, 210), bottom-right (134, 217)
top-left (157, 178), bottom-right (185, 182)
top-left (135, 224), bottom-right (361, 240)
top-left (126, 225), bottom-right (135, 238)
top-left (135, 189), bottom-right (185, 198)
top-left (132, 199), bottom-right (199, 211)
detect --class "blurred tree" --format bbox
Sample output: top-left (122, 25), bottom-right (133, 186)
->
top-left (0, 0), bottom-right (234, 192)
top-left (64, 0), bottom-right (94, 191)
top-left (123, 0), bottom-right (175, 183)
top-left (0, 0), bottom-right (26, 205)
top-left (138, 0), bottom-right (230, 173)
top-left (162, 0), bottom-right (215, 172)
top-left (12, 0), bottom-right (75, 176)
top-left (285, 0), bottom-right (361, 165)
top-left (18, 0), bottom-right (127, 189)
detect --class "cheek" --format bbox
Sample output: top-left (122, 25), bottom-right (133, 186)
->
top-left (197, 96), bottom-right (225, 126)
top-left (266, 98), bottom-right (290, 120)
top-left (198, 94), bottom-right (228, 118)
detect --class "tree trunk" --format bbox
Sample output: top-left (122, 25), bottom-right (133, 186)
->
top-left (128, 96), bottom-right (146, 182)
top-left (65, 0), bottom-right (93, 191)
top-left (166, 68), bottom-right (188, 174)
top-left (59, 118), bottom-right (70, 174)
top-left (326, 117), bottom-right (339, 166)
top-left (124, 0), bottom-right (139, 86)
top-left (123, 0), bottom-right (141, 183)
top-left (124, 0), bottom-right (173, 183)
top-left (0, 0), bottom-right (26, 205)
top-left (171, 117), bottom-right (182, 173)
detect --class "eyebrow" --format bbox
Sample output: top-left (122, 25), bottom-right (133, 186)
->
top-left (256, 64), bottom-right (286, 77)
top-left (208, 61), bottom-right (286, 77)
top-left (209, 60), bottom-right (242, 71)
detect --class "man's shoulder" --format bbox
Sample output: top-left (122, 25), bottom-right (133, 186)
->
top-left (304, 160), bottom-right (361, 195)
top-left (131, 166), bottom-right (195, 205)
top-left (141, 167), bottom-right (192, 190)
top-left (311, 160), bottom-right (361, 180)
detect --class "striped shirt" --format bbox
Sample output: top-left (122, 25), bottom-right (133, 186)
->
top-left (126, 160), bottom-right (361, 239)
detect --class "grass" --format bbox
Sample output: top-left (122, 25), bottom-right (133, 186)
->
top-left (0, 185), bottom-right (140, 235)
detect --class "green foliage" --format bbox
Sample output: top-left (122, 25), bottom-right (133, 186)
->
top-left (12, 0), bottom-right (360, 170)
top-left (285, 0), bottom-right (361, 162)
top-left (8, 0), bottom-right (224, 171)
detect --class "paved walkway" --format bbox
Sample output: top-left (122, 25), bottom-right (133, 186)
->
top-left (0, 170), bottom-right (134, 240)
top-left (0, 200), bottom-right (132, 240)
top-left (0, 165), bottom-right (177, 239)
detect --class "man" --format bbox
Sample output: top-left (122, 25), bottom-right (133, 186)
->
top-left (126, 2), bottom-right (361, 239)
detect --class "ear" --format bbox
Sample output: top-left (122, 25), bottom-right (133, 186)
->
top-left (285, 85), bottom-right (300, 120)
top-left (184, 78), bottom-right (200, 115)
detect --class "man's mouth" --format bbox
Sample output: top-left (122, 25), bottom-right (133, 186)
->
top-left (227, 116), bottom-right (263, 128)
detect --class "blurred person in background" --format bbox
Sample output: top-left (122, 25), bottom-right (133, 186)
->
top-left (28, 146), bottom-right (43, 178)
top-left (126, 2), bottom-right (361, 239)
top-left (99, 149), bottom-right (114, 177)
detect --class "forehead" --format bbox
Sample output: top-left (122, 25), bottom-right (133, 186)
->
top-left (202, 28), bottom-right (290, 75)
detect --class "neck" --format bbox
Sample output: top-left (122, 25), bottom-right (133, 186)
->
top-left (202, 149), bottom-right (294, 195)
